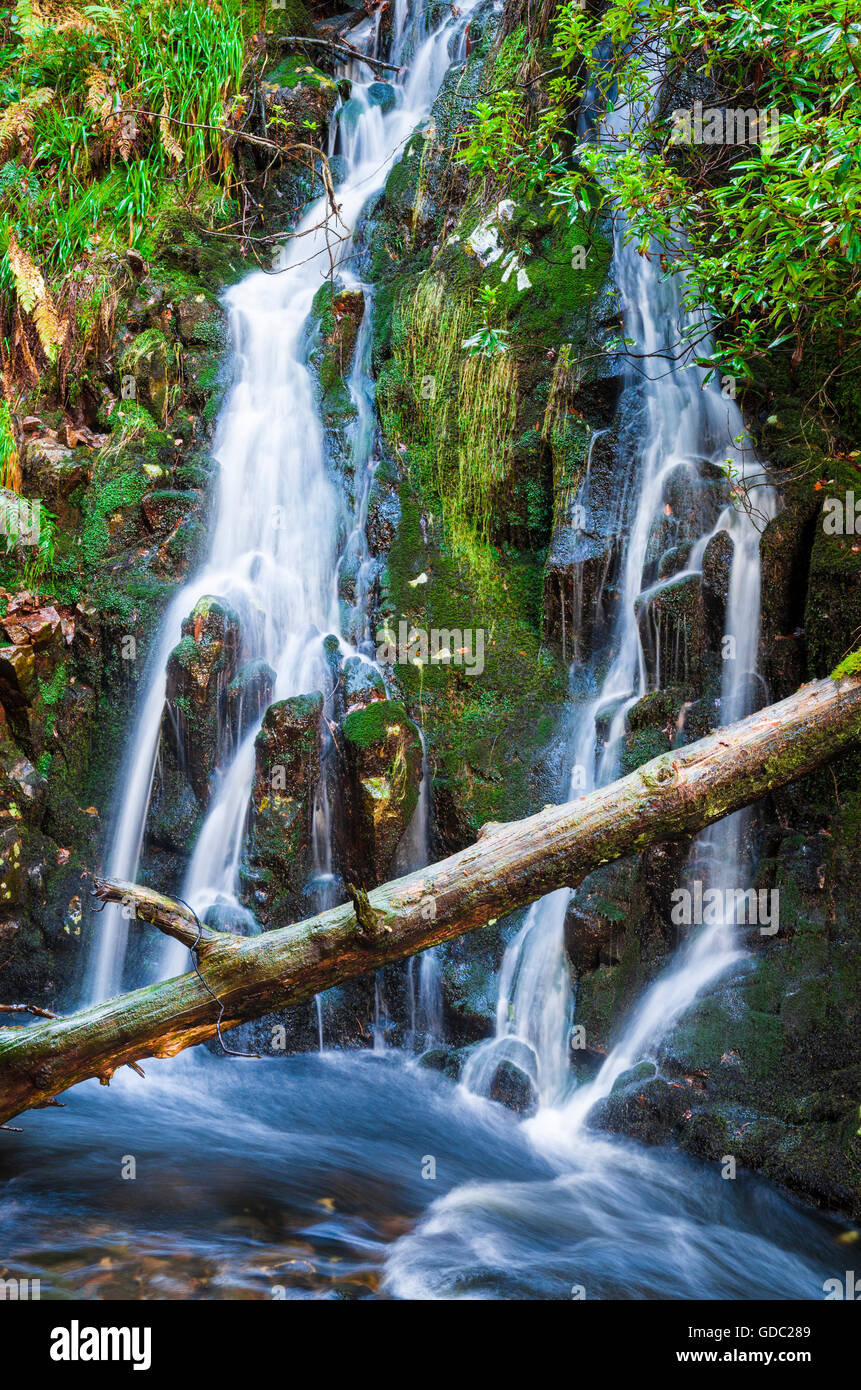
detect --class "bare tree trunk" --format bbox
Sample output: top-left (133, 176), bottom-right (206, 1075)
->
top-left (1, 671), bottom-right (860, 1127)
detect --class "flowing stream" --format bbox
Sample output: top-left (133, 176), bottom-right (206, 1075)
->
top-left (0, 5), bottom-right (849, 1301)
top-left (463, 56), bottom-right (778, 1136)
top-left (86, 0), bottom-right (479, 1000)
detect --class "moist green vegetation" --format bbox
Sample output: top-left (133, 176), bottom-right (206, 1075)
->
top-left (832, 647), bottom-right (861, 680)
top-left (342, 699), bottom-right (411, 751)
top-left (266, 54), bottom-right (333, 92)
top-left (0, 0), bottom-right (857, 1219)
top-left (369, 21), bottom-right (612, 833)
top-left (376, 455), bottom-right (566, 834)
top-left (463, 2), bottom-right (861, 384)
top-left (0, 0), bottom-right (317, 391)
top-left (0, 0), bottom-right (243, 256)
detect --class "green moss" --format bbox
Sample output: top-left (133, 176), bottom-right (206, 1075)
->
top-left (489, 201), bottom-right (611, 345)
top-left (620, 726), bottom-right (670, 775)
top-left (831, 645), bottom-right (861, 681)
top-left (266, 56), bottom-right (334, 92)
top-left (342, 700), bottom-right (409, 751)
top-left (37, 662), bottom-right (68, 708)
top-left (171, 635), bottom-right (199, 671)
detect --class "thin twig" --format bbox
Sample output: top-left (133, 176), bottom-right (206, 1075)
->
top-left (274, 34), bottom-right (403, 76)
top-left (0, 1002), bottom-right (60, 1020)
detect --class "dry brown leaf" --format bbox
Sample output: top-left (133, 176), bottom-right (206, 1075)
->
top-left (159, 102), bottom-right (184, 164)
top-left (0, 86), bottom-right (53, 160)
top-left (8, 236), bottom-right (68, 363)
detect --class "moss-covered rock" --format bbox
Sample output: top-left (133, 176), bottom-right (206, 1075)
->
top-left (590, 1073), bottom-right (690, 1146)
top-left (151, 598), bottom-right (242, 846)
top-left (341, 698), bottom-right (422, 882)
top-left (241, 692), bottom-right (324, 925)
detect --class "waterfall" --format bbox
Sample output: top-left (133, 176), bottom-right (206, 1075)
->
top-left (86, 0), bottom-right (483, 1003)
top-left (465, 60), bottom-right (777, 1124)
top-left (394, 730), bottom-right (443, 1050)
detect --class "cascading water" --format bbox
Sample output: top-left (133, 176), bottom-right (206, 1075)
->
top-left (7, 3), bottom-right (845, 1306)
top-left (86, 0), bottom-right (483, 1003)
top-left (395, 731), bottom-right (443, 1051)
top-left (463, 60), bottom-right (777, 1129)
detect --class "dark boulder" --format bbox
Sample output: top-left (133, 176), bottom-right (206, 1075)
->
top-left (489, 1059), bottom-right (539, 1116)
top-left (341, 698), bottom-right (422, 883)
top-left (701, 528), bottom-right (734, 648)
top-left (589, 1070), bottom-right (689, 1145)
top-left (162, 596), bottom-right (242, 805)
top-left (340, 654), bottom-right (385, 712)
top-left (241, 692), bottom-right (324, 925)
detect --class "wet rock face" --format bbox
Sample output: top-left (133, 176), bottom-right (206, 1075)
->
top-left (543, 428), bottom-right (622, 660)
top-left (163, 597), bottom-right (241, 804)
top-left (589, 1066), bottom-right (689, 1145)
top-left (22, 435), bottom-right (91, 532)
top-left (308, 280), bottom-right (366, 498)
top-left (341, 698), bottom-right (422, 884)
top-left (759, 490), bottom-right (817, 701)
top-left (635, 572), bottom-right (708, 690)
top-left (227, 659), bottom-right (276, 744)
top-left (0, 596), bottom-right (72, 756)
top-left (489, 1059), bottom-right (539, 1116)
top-left (701, 529), bottom-right (734, 648)
top-left (174, 293), bottom-right (227, 350)
top-left (340, 654), bottom-right (385, 712)
top-left (544, 532), bottom-right (620, 662)
top-left (262, 60), bottom-right (340, 143)
top-left (242, 692), bottom-right (324, 925)
top-left (653, 460), bottom-right (730, 561)
top-left (437, 920), bottom-right (510, 1044)
top-left (0, 635), bottom-right (38, 748)
top-left (313, 286), bottom-right (366, 388)
top-left (564, 901), bottom-right (623, 976)
top-left (148, 597), bottom-right (243, 856)
top-left (366, 473), bottom-right (401, 556)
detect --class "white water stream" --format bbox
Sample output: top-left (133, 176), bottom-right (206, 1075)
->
top-left (464, 66), bottom-right (778, 1142)
top-left (87, 0), bottom-right (481, 1002)
top-left (90, 2), bottom-right (776, 1121)
top-left (24, 4), bottom-right (847, 1305)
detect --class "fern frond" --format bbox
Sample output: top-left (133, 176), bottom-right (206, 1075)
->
top-left (7, 236), bottom-right (68, 363)
top-left (7, 234), bottom-right (45, 313)
top-left (84, 68), bottom-right (114, 123)
top-left (0, 87), bottom-right (54, 160)
top-left (32, 294), bottom-right (67, 362)
top-left (159, 103), bottom-right (184, 164)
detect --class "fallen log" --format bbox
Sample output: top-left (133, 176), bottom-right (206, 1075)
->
top-left (1, 670), bottom-right (860, 1126)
